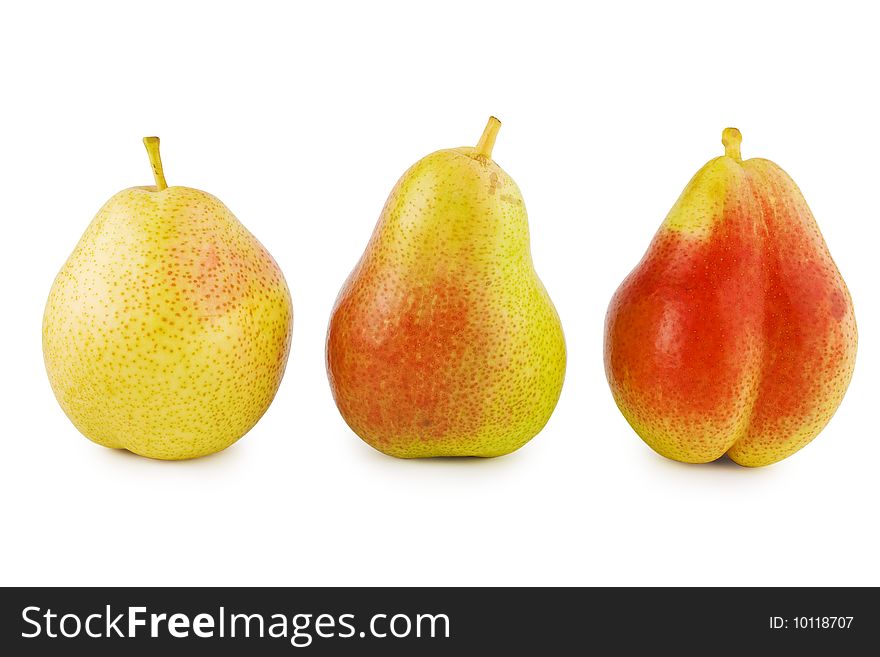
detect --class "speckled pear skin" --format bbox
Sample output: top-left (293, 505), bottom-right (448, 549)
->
top-left (327, 118), bottom-right (566, 458)
top-left (43, 151), bottom-right (292, 460)
top-left (604, 129), bottom-right (857, 467)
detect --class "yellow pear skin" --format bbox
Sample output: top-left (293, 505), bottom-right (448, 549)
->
top-left (43, 138), bottom-right (293, 460)
top-left (327, 117), bottom-right (566, 458)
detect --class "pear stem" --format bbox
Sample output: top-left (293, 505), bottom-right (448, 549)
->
top-left (722, 127), bottom-right (742, 162)
top-left (475, 116), bottom-right (502, 159)
top-left (143, 136), bottom-right (168, 190)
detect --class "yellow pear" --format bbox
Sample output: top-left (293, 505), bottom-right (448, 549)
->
top-left (327, 117), bottom-right (566, 457)
top-left (43, 137), bottom-right (293, 460)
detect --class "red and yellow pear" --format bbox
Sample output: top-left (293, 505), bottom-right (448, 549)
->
top-left (604, 128), bottom-right (857, 466)
top-left (327, 117), bottom-right (566, 458)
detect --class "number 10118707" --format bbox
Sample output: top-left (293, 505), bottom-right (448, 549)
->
top-left (770, 617), bottom-right (854, 629)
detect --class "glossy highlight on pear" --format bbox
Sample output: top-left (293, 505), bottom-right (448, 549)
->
top-left (327, 117), bottom-right (566, 458)
top-left (43, 137), bottom-right (293, 460)
top-left (604, 128), bottom-right (857, 467)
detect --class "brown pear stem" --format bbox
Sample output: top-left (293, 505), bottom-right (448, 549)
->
top-left (143, 136), bottom-right (168, 190)
top-left (722, 128), bottom-right (743, 162)
top-left (475, 116), bottom-right (502, 159)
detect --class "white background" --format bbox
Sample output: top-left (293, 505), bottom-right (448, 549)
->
top-left (1, 0), bottom-right (877, 587)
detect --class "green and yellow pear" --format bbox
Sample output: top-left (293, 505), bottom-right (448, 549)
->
top-left (327, 117), bottom-right (566, 458)
top-left (43, 137), bottom-right (293, 460)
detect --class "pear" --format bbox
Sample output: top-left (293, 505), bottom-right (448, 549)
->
top-left (327, 117), bottom-right (566, 458)
top-left (604, 129), bottom-right (857, 466)
top-left (43, 137), bottom-right (293, 460)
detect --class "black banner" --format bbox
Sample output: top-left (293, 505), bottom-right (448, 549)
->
top-left (1, 587), bottom-right (876, 654)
